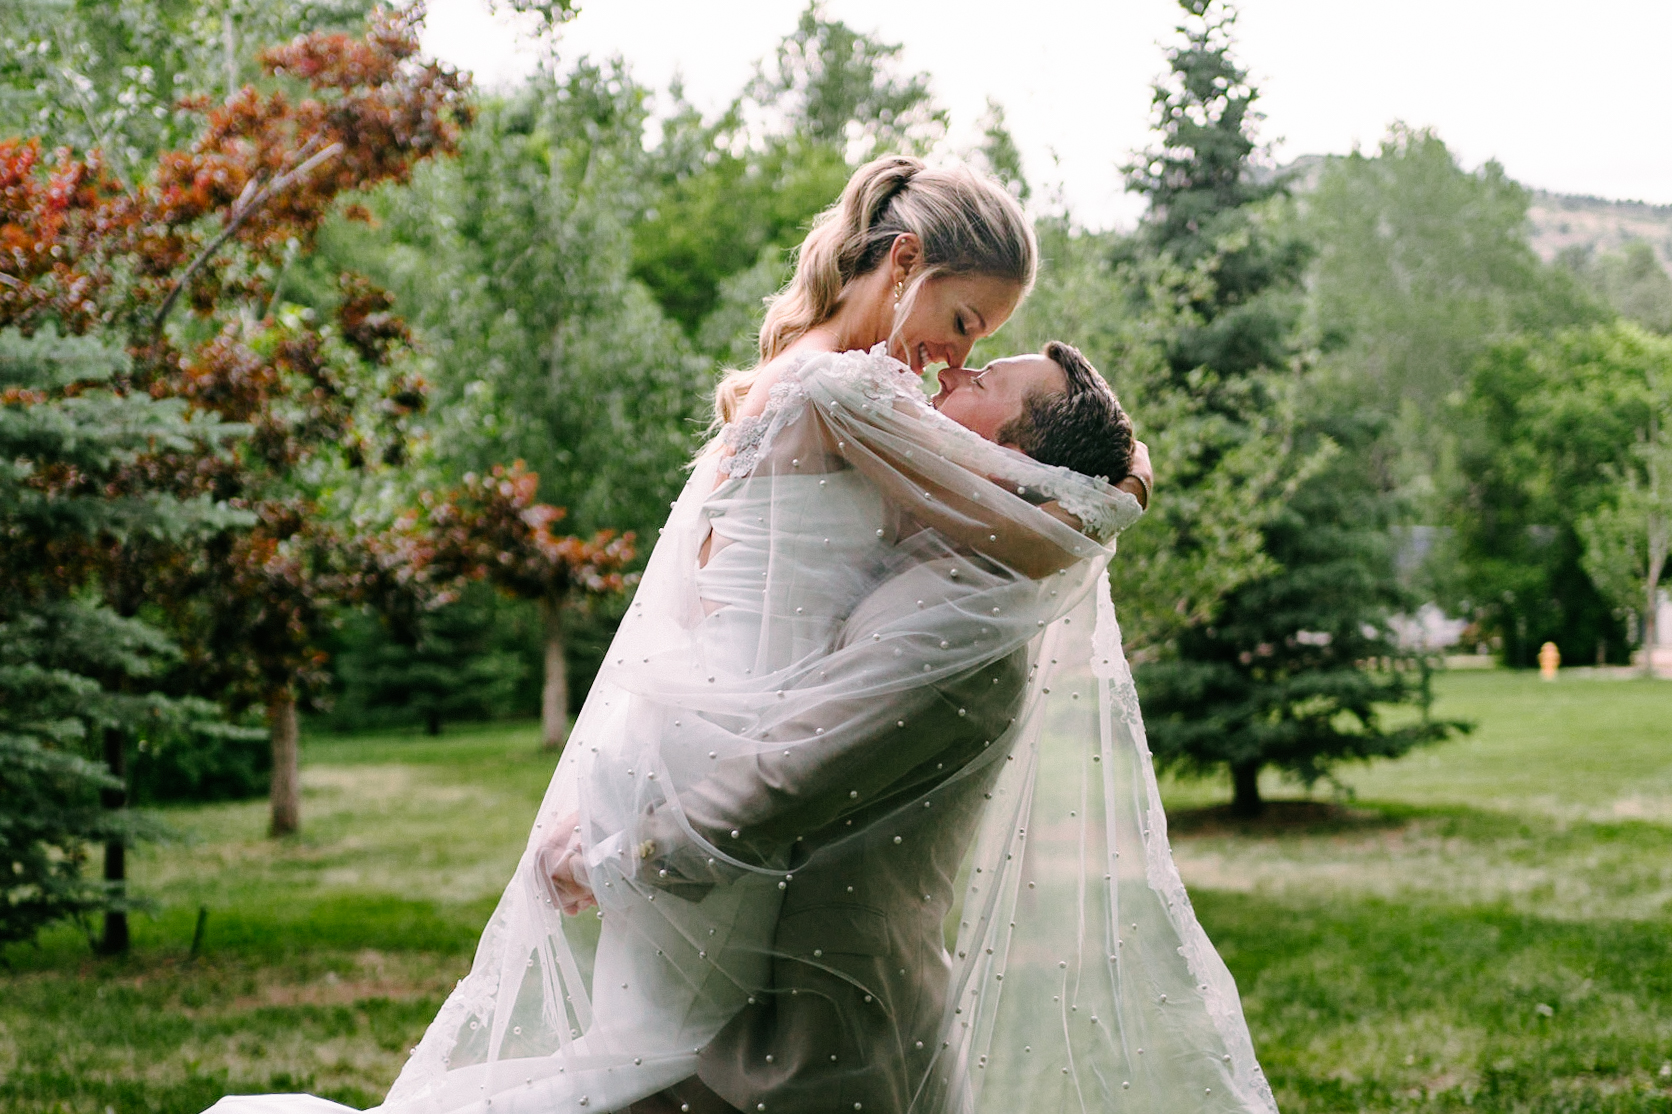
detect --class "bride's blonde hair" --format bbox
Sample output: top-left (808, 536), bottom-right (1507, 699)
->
top-left (712, 154), bottom-right (1036, 425)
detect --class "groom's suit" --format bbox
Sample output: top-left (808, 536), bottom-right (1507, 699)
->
top-left (637, 558), bottom-right (1034, 1114)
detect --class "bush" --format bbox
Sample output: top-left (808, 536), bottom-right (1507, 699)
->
top-left (129, 723), bottom-right (271, 805)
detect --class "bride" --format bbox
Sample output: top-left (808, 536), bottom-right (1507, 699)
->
top-left (208, 156), bottom-right (1274, 1114)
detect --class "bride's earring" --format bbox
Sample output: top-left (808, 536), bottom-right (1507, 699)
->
top-left (893, 280), bottom-right (904, 306)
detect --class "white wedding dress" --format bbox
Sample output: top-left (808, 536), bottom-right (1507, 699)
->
top-left (208, 347), bottom-right (1275, 1114)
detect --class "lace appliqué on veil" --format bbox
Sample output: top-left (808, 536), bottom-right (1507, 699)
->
top-left (715, 347), bottom-right (906, 480)
top-left (1042, 474), bottom-right (1142, 543)
top-left (716, 412), bottom-right (770, 479)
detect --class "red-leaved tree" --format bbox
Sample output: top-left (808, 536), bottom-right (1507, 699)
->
top-left (0, 7), bottom-right (471, 869)
top-left (421, 462), bottom-right (636, 749)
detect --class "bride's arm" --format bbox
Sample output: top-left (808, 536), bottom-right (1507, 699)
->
top-left (777, 363), bottom-right (1109, 578)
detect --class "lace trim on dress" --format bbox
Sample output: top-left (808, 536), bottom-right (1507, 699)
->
top-left (713, 352), bottom-right (829, 479)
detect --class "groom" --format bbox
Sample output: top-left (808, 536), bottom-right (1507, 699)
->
top-left (558, 342), bottom-right (1144, 1114)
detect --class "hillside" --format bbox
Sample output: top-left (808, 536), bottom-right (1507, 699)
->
top-left (1268, 156), bottom-right (1672, 274)
top-left (1526, 190), bottom-right (1672, 271)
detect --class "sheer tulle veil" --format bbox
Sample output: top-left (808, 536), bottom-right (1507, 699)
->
top-left (207, 347), bottom-right (1275, 1114)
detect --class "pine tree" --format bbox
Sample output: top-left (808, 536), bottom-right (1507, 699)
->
top-left (1124, 0), bottom-right (1464, 815)
top-left (0, 327), bottom-right (235, 949)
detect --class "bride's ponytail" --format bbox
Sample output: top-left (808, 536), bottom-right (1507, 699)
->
top-left (712, 154), bottom-right (1034, 426)
top-left (758, 156), bottom-right (919, 365)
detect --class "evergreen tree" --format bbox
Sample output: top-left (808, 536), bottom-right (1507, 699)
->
top-left (1123, 0), bottom-right (1463, 815)
top-left (331, 584), bottom-right (528, 736)
top-left (0, 327), bottom-right (237, 949)
top-left (1122, 0), bottom-right (1307, 397)
top-left (1138, 415), bottom-right (1465, 812)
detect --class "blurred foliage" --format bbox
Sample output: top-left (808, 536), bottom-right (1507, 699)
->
top-left (326, 581), bottom-right (532, 735)
top-left (1452, 323), bottom-right (1672, 667)
top-left (0, 0), bottom-right (378, 181)
top-left (631, 2), bottom-right (940, 339)
top-left (1299, 126), bottom-right (1601, 425)
top-left (1560, 240), bottom-right (1672, 335)
top-left (361, 60), bottom-right (710, 541)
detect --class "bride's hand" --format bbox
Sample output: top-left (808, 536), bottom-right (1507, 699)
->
top-left (1118, 440), bottom-right (1152, 509)
top-left (541, 816), bottom-right (596, 916)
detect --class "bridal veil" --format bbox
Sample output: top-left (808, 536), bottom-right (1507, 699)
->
top-left (209, 348), bottom-right (1275, 1114)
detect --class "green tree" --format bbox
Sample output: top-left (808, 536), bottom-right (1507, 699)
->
top-left (973, 98), bottom-right (1029, 203)
top-left (1301, 127), bottom-right (1599, 425)
top-left (1461, 323), bottom-right (1671, 669)
top-left (1138, 412), bottom-right (1466, 810)
top-left (632, 3), bottom-right (943, 338)
top-left (330, 583), bottom-right (528, 736)
top-left (1108, 0), bottom-right (1462, 815)
top-left (371, 60), bottom-right (711, 542)
top-left (1453, 327), bottom-right (1647, 666)
top-left (1561, 241), bottom-right (1672, 335)
top-left (0, 0), bottom-right (377, 180)
top-left (1295, 127), bottom-right (1612, 667)
top-left (0, 326), bottom-right (239, 950)
top-left (746, 1), bottom-right (945, 161)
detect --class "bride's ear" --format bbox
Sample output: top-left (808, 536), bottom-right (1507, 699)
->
top-left (888, 232), bottom-right (924, 282)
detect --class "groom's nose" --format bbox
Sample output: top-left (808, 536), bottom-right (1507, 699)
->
top-left (935, 367), bottom-right (966, 395)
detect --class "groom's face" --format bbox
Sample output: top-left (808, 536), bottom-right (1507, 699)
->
top-left (930, 355), bottom-right (1067, 446)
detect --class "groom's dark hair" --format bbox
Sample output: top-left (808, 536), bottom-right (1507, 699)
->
top-left (997, 341), bottom-right (1134, 484)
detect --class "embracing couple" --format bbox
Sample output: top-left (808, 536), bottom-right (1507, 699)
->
top-left (209, 156), bottom-right (1273, 1114)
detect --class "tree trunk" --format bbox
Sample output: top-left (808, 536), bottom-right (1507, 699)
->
top-left (221, 10), bottom-right (238, 98)
top-left (1645, 514), bottom-right (1666, 678)
top-left (425, 707), bottom-right (443, 737)
top-left (541, 596), bottom-right (570, 751)
top-left (1230, 760), bottom-right (1263, 819)
top-left (97, 726), bottom-right (129, 955)
top-left (269, 688), bottom-right (300, 836)
top-left (1645, 589), bottom-right (1659, 679)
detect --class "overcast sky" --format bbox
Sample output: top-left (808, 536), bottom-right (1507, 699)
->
top-left (420, 0), bottom-right (1671, 230)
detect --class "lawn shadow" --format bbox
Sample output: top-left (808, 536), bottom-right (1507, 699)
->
top-left (1166, 798), bottom-right (1404, 838)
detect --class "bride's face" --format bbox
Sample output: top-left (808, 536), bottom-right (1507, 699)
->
top-left (889, 273), bottom-right (1023, 373)
top-left (930, 354), bottom-right (1067, 444)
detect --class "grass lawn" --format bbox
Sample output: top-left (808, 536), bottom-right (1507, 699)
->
top-left (4, 670), bottom-right (1670, 1112)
